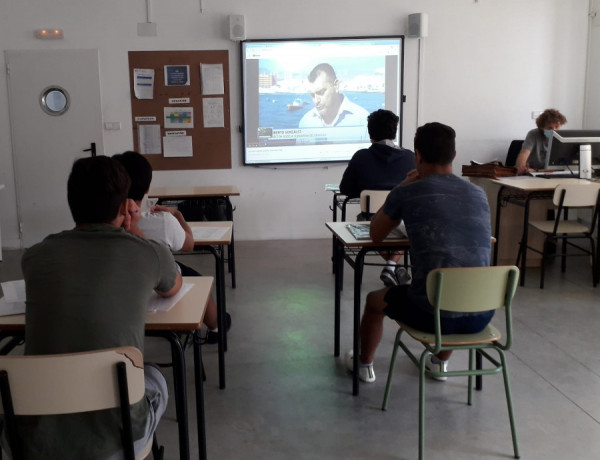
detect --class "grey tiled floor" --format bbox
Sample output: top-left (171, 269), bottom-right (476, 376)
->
top-left (2, 239), bottom-right (600, 459)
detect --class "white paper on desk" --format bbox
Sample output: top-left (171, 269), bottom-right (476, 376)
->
top-left (0, 280), bottom-right (26, 316)
top-left (192, 226), bottom-right (229, 240)
top-left (0, 298), bottom-right (25, 316)
top-left (1, 280), bottom-right (25, 303)
top-left (200, 63), bottom-right (224, 95)
top-left (147, 282), bottom-right (194, 313)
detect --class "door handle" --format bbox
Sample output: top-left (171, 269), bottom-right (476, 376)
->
top-left (83, 142), bottom-right (96, 157)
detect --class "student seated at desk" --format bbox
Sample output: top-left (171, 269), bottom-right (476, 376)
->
top-left (21, 156), bottom-right (180, 458)
top-left (114, 151), bottom-right (230, 343)
top-left (339, 109), bottom-right (415, 287)
top-left (347, 122), bottom-right (492, 383)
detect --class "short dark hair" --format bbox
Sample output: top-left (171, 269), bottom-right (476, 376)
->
top-left (112, 151), bottom-right (152, 201)
top-left (414, 122), bottom-right (456, 165)
top-left (67, 156), bottom-right (131, 225)
top-left (367, 109), bottom-right (399, 142)
top-left (308, 63), bottom-right (337, 83)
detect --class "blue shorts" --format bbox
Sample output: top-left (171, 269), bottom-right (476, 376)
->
top-left (383, 285), bottom-right (494, 334)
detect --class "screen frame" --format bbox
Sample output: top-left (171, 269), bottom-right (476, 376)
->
top-left (240, 35), bottom-right (405, 166)
top-left (546, 129), bottom-right (600, 171)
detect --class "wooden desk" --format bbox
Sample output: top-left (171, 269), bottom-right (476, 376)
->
top-left (149, 186), bottom-right (240, 288)
top-left (188, 221), bottom-right (232, 390)
top-left (326, 221), bottom-right (409, 396)
top-left (0, 276), bottom-right (213, 460)
top-left (490, 177), bottom-right (595, 285)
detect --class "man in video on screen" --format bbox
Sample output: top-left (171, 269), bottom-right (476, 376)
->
top-left (299, 63), bottom-right (370, 128)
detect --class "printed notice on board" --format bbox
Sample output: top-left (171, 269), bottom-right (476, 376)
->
top-left (200, 63), bottom-right (224, 95)
top-left (138, 124), bottom-right (162, 155)
top-left (164, 65), bottom-right (190, 86)
top-left (202, 98), bottom-right (224, 128)
top-left (164, 107), bottom-right (194, 129)
top-left (134, 69), bottom-right (155, 99)
top-left (163, 136), bottom-right (193, 158)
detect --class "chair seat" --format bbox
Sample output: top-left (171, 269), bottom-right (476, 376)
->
top-left (529, 219), bottom-right (591, 235)
top-left (400, 321), bottom-right (502, 346)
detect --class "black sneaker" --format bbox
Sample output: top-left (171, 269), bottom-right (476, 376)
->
top-left (395, 266), bottom-right (412, 285)
top-left (206, 312), bottom-right (232, 344)
top-left (380, 267), bottom-right (398, 287)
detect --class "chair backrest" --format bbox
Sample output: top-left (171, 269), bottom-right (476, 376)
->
top-left (426, 266), bottom-right (519, 314)
top-left (552, 183), bottom-right (600, 208)
top-left (0, 346), bottom-right (144, 416)
top-left (360, 189), bottom-right (390, 215)
top-left (505, 140), bottom-right (524, 167)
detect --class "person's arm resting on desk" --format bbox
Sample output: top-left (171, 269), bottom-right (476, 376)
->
top-left (370, 208), bottom-right (400, 242)
top-left (150, 239), bottom-right (183, 298)
top-left (515, 148), bottom-right (532, 175)
top-left (157, 271), bottom-right (182, 298)
top-left (370, 168), bottom-right (417, 241)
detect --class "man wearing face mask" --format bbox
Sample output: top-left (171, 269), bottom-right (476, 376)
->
top-left (515, 108), bottom-right (567, 175)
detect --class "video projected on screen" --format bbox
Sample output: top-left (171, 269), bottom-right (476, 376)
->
top-left (242, 36), bottom-right (405, 165)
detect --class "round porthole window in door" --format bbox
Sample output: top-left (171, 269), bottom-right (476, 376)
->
top-left (40, 86), bottom-right (70, 116)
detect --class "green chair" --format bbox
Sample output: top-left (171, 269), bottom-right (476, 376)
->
top-left (381, 266), bottom-right (520, 460)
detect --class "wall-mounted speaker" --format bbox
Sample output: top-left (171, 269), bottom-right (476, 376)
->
top-left (229, 15), bottom-right (246, 41)
top-left (407, 13), bottom-right (428, 38)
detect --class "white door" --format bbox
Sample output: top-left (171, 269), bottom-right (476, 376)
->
top-left (6, 49), bottom-right (104, 248)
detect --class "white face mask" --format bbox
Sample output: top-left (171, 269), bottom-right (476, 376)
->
top-left (544, 130), bottom-right (553, 139)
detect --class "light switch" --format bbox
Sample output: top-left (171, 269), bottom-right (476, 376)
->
top-left (104, 122), bottom-right (121, 130)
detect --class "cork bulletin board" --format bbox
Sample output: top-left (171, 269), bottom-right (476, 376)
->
top-left (128, 50), bottom-right (231, 170)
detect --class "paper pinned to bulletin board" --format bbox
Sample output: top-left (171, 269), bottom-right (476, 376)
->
top-left (128, 50), bottom-right (231, 170)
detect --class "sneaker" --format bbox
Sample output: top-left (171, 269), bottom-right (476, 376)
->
top-left (424, 354), bottom-right (448, 381)
top-left (206, 312), bottom-right (232, 344)
top-left (394, 266), bottom-right (412, 285)
top-left (380, 267), bottom-right (398, 287)
top-left (344, 350), bottom-right (376, 383)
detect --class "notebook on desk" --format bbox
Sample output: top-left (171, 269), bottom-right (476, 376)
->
top-left (346, 223), bottom-right (406, 240)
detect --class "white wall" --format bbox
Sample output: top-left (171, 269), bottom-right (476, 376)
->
top-left (0, 0), bottom-right (592, 247)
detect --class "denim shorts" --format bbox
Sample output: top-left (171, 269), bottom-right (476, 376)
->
top-left (383, 285), bottom-right (494, 334)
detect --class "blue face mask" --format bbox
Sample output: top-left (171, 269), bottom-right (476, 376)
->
top-left (544, 130), bottom-right (553, 139)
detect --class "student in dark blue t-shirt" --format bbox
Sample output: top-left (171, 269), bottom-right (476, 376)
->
top-left (346, 122), bottom-right (492, 384)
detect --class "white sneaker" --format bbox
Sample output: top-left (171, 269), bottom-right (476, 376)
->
top-left (345, 350), bottom-right (376, 383)
top-left (425, 354), bottom-right (448, 381)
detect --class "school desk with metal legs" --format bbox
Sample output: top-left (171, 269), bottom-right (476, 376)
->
top-left (188, 220), bottom-right (233, 390)
top-left (0, 276), bottom-right (213, 460)
top-left (491, 177), bottom-right (594, 286)
top-left (327, 186), bottom-right (360, 274)
top-left (149, 185), bottom-right (240, 288)
top-left (326, 221), bottom-right (410, 396)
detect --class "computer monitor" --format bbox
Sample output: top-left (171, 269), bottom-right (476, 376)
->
top-left (546, 129), bottom-right (600, 173)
